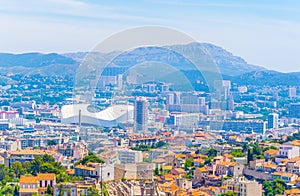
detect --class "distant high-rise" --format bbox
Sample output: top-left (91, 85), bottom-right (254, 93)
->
top-left (268, 113), bottom-right (279, 129)
top-left (134, 97), bottom-right (149, 132)
top-left (289, 103), bottom-right (300, 118)
top-left (289, 87), bottom-right (297, 99)
top-left (214, 80), bottom-right (231, 100)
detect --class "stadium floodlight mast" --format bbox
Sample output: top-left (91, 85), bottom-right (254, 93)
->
top-left (71, 26), bottom-right (223, 194)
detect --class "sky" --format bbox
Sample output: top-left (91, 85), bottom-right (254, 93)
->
top-left (0, 0), bottom-right (299, 72)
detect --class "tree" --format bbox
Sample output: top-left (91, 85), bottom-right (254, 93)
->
top-left (154, 167), bottom-right (159, 176)
top-left (0, 185), bottom-right (15, 195)
top-left (14, 185), bottom-right (19, 196)
top-left (75, 152), bottom-right (104, 166)
top-left (230, 149), bottom-right (244, 157)
top-left (0, 164), bottom-right (8, 181)
top-left (184, 158), bottom-right (194, 170)
top-left (207, 148), bottom-right (217, 157)
top-left (87, 187), bottom-right (99, 196)
top-left (12, 162), bottom-right (25, 178)
top-left (30, 156), bottom-right (43, 175)
top-left (263, 179), bottom-right (286, 196)
top-left (130, 144), bottom-right (150, 152)
top-left (46, 185), bottom-right (53, 195)
top-left (23, 162), bottom-right (32, 174)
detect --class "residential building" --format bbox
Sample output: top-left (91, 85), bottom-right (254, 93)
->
top-left (276, 144), bottom-right (300, 163)
top-left (268, 113), bottom-right (279, 129)
top-left (289, 103), bottom-right (300, 118)
top-left (9, 149), bottom-right (56, 166)
top-left (272, 172), bottom-right (298, 183)
top-left (134, 97), bottom-right (149, 132)
top-left (117, 148), bottom-right (143, 164)
top-left (114, 162), bottom-right (153, 180)
top-left (223, 176), bottom-right (262, 196)
top-left (19, 173), bottom-right (56, 196)
top-left (74, 162), bottom-right (114, 181)
top-left (53, 181), bottom-right (98, 196)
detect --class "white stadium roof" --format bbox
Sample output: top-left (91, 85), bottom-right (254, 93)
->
top-left (61, 104), bottom-right (134, 127)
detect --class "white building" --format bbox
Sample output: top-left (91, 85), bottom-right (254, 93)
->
top-left (276, 144), bottom-right (300, 163)
top-left (268, 113), bottom-right (279, 129)
top-left (171, 113), bottom-right (199, 129)
top-left (117, 149), bottom-right (143, 164)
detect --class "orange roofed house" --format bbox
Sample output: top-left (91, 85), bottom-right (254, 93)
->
top-left (19, 173), bottom-right (56, 196)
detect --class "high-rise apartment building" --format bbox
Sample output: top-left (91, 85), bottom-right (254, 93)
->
top-left (268, 113), bottom-right (279, 129)
top-left (134, 97), bottom-right (148, 132)
top-left (289, 87), bottom-right (297, 99)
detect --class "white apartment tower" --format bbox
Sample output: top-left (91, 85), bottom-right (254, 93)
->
top-left (268, 113), bottom-right (279, 129)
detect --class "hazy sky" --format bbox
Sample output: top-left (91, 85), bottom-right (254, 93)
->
top-left (0, 0), bottom-right (299, 72)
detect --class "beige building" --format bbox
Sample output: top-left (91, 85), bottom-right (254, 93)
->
top-left (114, 162), bottom-right (153, 180)
top-left (223, 176), bottom-right (262, 196)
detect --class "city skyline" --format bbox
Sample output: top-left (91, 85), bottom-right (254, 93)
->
top-left (0, 0), bottom-right (300, 72)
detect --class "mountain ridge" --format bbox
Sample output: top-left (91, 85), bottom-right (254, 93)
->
top-left (0, 42), bottom-right (298, 87)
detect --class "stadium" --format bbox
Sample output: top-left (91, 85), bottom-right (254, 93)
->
top-left (61, 104), bottom-right (134, 127)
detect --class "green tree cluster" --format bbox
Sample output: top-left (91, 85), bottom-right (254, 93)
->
top-left (75, 152), bottom-right (104, 166)
top-left (263, 179), bottom-right (286, 196)
top-left (130, 144), bottom-right (150, 152)
top-left (230, 149), bottom-right (244, 157)
top-left (221, 191), bottom-right (237, 196)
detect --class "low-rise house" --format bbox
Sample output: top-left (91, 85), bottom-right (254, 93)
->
top-left (276, 164), bottom-right (287, 172)
top-left (175, 178), bottom-right (192, 190)
top-left (53, 181), bottom-right (97, 196)
top-left (264, 149), bottom-right (279, 161)
top-left (74, 162), bottom-right (114, 182)
top-left (284, 188), bottom-right (300, 196)
top-left (170, 168), bottom-right (186, 177)
top-left (19, 173), bottom-right (56, 196)
top-left (193, 158), bottom-right (205, 167)
top-left (214, 161), bottom-right (244, 177)
top-left (199, 186), bottom-right (223, 196)
top-left (249, 159), bottom-right (265, 170)
top-left (204, 174), bottom-right (222, 186)
top-left (9, 149), bottom-right (56, 166)
top-left (161, 165), bottom-right (172, 173)
top-left (286, 157), bottom-right (300, 174)
top-left (19, 176), bottom-right (39, 196)
top-left (227, 162), bottom-right (244, 177)
top-left (276, 145), bottom-right (300, 164)
top-left (193, 167), bottom-right (209, 185)
top-left (256, 162), bottom-right (277, 173)
top-left (272, 171), bottom-right (298, 183)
